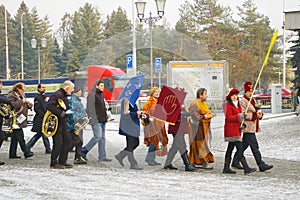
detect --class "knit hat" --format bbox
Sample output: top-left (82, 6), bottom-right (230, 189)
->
top-left (244, 81), bottom-right (254, 93)
top-left (73, 85), bottom-right (81, 93)
top-left (226, 88), bottom-right (239, 99)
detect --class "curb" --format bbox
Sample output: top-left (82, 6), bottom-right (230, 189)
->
top-left (262, 112), bottom-right (297, 120)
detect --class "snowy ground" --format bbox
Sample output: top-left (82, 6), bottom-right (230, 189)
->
top-left (0, 112), bottom-right (299, 199)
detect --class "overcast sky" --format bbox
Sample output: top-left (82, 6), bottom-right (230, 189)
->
top-left (1, 0), bottom-right (299, 34)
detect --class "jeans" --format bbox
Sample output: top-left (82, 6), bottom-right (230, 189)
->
top-left (85, 123), bottom-right (107, 160)
top-left (145, 142), bottom-right (156, 162)
top-left (26, 132), bottom-right (51, 152)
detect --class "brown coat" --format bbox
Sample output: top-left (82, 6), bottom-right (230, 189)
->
top-left (7, 91), bottom-right (30, 128)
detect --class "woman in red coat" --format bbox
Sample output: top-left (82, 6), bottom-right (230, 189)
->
top-left (223, 88), bottom-right (256, 175)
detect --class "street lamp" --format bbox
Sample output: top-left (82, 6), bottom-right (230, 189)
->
top-left (135, 0), bottom-right (166, 88)
top-left (282, 0), bottom-right (286, 88)
top-left (21, 12), bottom-right (25, 79)
top-left (31, 37), bottom-right (46, 83)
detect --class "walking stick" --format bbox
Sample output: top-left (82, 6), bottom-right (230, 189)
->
top-left (240, 29), bottom-right (278, 129)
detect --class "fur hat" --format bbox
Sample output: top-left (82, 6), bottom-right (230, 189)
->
top-left (244, 81), bottom-right (254, 93)
top-left (226, 88), bottom-right (239, 99)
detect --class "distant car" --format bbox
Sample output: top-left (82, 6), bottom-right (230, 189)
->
top-left (254, 88), bottom-right (292, 108)
top-left (254, 88), bottom-right (291, 101)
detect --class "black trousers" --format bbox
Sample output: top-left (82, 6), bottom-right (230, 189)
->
top-left (124, 135), bottom-right (139, 152)
top-left (51, 125), bottom-right (71, 165)
top-left (9, 129), bottom-right (30, 156)
top-left (67, 131), bottom-right (83, 160)
top-left (0, 130), bottom-right (5, 148)
top-left (233, 132), bottom-right (264, 166)
top-left (225, 141), bottom-right (244, 161)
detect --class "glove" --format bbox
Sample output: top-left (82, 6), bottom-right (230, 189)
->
top-left (181, 111), bottom-right (191, 117)
top-left (8, 102), bottom-right (14, 110)
top-left (60, 111), bottom-right (66, 117)
top-left (65, 110), bottom-right (74, 114)
top-left (238, 113), bottom-right (246, 122)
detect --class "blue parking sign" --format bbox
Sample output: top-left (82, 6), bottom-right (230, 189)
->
top-left (127, 54), bottom-right (133, 69)
top-left (155, 58), bottom-right (162, 73)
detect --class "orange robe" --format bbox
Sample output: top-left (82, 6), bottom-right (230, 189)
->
top-left (188, 100), bottom-right (214, 165)
top-left (142, 96), bottom-right (168, 156)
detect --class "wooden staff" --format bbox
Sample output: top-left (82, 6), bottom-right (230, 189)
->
top-left (240, 30), bottom-right (278, 129)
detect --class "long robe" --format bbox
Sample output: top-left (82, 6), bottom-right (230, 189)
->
top-left (188, 100), bottom-right (214, 165)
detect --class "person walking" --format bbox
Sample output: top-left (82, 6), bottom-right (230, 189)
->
top-left (294, 82), bottom-right (300, 114)
top-left (232, 82), bottom-right (273, 172)
top-left (223, 88), bottom-right (256, 175)
top-left (26, 83), bottom-right (52, 154)
top-left (0, 80), bottom-right (13, 165)
top-left (142, 87), bottom-right (168, 166)
top-left (67, 85), bottom-right (87, 165)
top-left (163, 104), bottom-right (197, 172)
top-left (188, 88), bottom-right (215, 169)
top-left (7, 82), bottom-right (34, 159)
top-left (47, 80), bottom-right (74, 169)
top-left (82, 80), bottom-right (111, 162)
top-left (115, 99), bottom-right (143, 170)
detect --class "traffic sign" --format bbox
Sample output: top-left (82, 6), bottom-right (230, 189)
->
top-left (126, 54), bottom-right (133, 69)
top-left (155, 57), bottom-right (162, 73)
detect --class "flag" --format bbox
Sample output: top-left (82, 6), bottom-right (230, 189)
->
top-left (152, 86), bottom-right (187, 125)
top-left (117, 74), bottom-right (144, 106)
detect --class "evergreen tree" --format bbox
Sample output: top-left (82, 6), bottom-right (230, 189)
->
top-left (0, 5), bottom-right (18, 79)
top-left (67, 48), bottom-right (81, 74)
top-left (290, 31), bottom-right (300, 84)
top-left (236, 0), bottom-right (280, 88)
top-left (52, 37), bottom-right (62, 76)
top-left (69, 3), bottom-right (104, 66)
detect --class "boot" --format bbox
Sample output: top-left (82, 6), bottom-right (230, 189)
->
top-left (127, 152), bottom-right (143, 170)
top-left (164, 164), bottom-right (178, 170)
top-left (231, 153), bottom-right (243, 169)
top-left (231, 162), bottom-right (243, 169)
top-left (259, 163), bottom-right (273, 172)
top-left (222, 157), bottom-right (236, 174)
top-left (24, 151), bottom-right (34, 159)
top-left (181, 151), bottom-right (197, 172)
top-left (115, 150), bottom-right (128, 167)
top-left (81, 146), bottom-right (88, 161)
top-left (240, 157), bottom-right (256, 175)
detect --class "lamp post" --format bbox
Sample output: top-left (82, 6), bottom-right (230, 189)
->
top-left (31, 37), bottom-right (46, 83)
top-left (282, 0), bottom-right (286, 88)
top-left (4, 2), bottom-right (9, 80)
top-left (21, 13), bottom-right (25, 79)
top-left (132, 0), bottom-right (137, 77)
top-left (135, 0), bottom-right (166, 88)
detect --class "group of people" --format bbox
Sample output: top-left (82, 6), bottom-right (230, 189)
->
top-left (0, 79), bottom-right (273, 174)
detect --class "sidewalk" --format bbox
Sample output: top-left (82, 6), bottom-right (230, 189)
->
top-left (0, 111), bottom-right (299, 199)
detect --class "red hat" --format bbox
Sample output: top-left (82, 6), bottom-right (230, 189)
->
top-left (244, 81), bottom-right (253, 93)
top-left (226, 88), bottom-right (239, 99)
